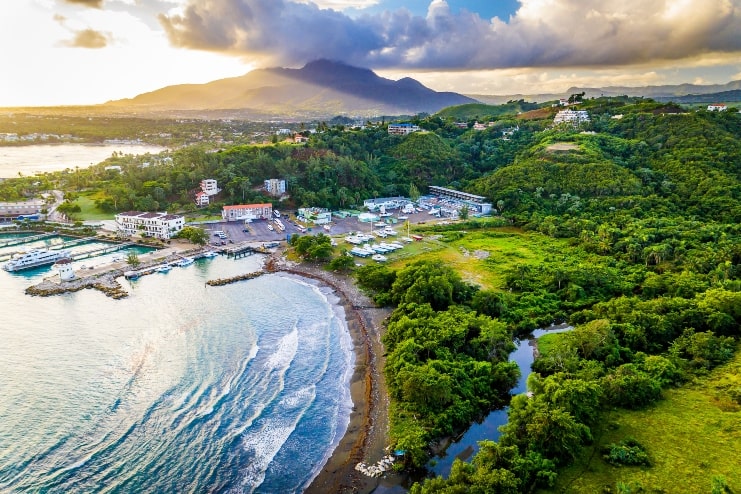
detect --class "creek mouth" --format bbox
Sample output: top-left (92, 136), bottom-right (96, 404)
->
top-left (427, 324), bottom-right (574, 478)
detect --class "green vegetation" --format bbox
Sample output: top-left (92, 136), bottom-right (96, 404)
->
top-left (176, 226), bottom-right (209, 245)
top-left (546, 352), bottom-right (741, 493)
top-left (436, 100), bottom-right (543, 121)
top-left (126, 252), bottom-right (141, 268)
top-left (72, 193), bottom-right (115, 221)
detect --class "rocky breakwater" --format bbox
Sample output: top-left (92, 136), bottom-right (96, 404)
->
top-left (26, 271), bottom-right (128, 299)
top-left (205, 270), bottom-right (265, 286)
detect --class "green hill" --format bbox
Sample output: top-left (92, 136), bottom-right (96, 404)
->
top-left (436, 100), bottom-right (543, 121)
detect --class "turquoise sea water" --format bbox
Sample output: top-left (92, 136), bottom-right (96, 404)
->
top-left (0, 245), bottom-right (353, 493)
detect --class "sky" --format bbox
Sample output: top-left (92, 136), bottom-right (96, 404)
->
top-left (2, 0), bottom-right (741, 107)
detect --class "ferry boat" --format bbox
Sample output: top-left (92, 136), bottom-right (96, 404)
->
top-left (3, 249), bottom-right (72, 272)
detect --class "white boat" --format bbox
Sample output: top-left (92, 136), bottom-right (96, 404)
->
top-left (372, 254), bottom-right (387, 262)
top-left (176, 257), bottom-right (194, 267)
top-left (202, 251), bottom-right (218, 258)
top-left (3, 249), bottom-right (72, 272)
top-left (155, 265), bottom-right (172, 273)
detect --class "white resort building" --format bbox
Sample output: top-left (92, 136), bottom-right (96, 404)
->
top-left (553, 109), bottom-right (590, 126)
top-left (387, 123), bottom-right (421, 135)
top-left (195, 191), bottom-right (210, 207)
top-left (707, 104), bottom-right (727, 112)
top-left (200, 179), bottom-right (221, 196)
top-left (222, 203), bottom-right (273, 221)
top-left (115, 211), bottom-right (185, 239)
top-left (264, 179), bottom-right (286, 196)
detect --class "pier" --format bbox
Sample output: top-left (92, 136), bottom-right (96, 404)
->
top-left (0, 233), bottom-right (55, 248)
top-left (219, 241), bottom-right (280, 259)
top-left (71, 242), bottom-right (136, 261)
top-left (51, 236), bottom-right (97, 250)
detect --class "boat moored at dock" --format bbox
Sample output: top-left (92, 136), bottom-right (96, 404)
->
top-left (3, 249), bottom-right (72, 272)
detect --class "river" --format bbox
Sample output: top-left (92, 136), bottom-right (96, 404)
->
top-left (0, 143), bottom-right (167, 178)
top-left (429, 326), bottom-right (574, 477)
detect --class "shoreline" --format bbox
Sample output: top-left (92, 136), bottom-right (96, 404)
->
top-left (268, 255), bottom-right (395, 494)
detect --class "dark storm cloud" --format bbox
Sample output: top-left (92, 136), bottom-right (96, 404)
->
top-left (61, 28), bottom-right (111, 48)
top-left (63, 0), bottom-right (104, 8)
top-left (159, 0), bottom-right (741, 69)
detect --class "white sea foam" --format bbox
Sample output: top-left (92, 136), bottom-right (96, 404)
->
top-left (235, 386), bottom-right (317, 494)
top-left (263, 326), bottom-right (298, 371)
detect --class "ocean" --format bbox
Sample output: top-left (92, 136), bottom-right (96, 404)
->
top-left (0, 238), bottom-right (353, 493)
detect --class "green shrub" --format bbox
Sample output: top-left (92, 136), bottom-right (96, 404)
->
top-left (602, 438), bottom-right (651, 466)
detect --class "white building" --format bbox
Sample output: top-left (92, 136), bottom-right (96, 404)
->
top-left (264, 179), bottom-right (286, 196)
top-left (388, 123), bottom-right (421, 135)
top-left (222, 203), bottom-right (273, 221)
top-left (115, 211), bottom-right (185, 239)
top-left (707, 104), bottom-right (727, 112)
top-left (553, 109), bottom-right (590, 126)
top-left (56, 258), bottom-right (75, 281)
top-left (363, 196), bottom-right (409, 211)
top-left (298, 208), bottom-right (332, 225)
top-left (195, 191), bottom-right (210, 207)
top-left (0, 199), bottom-right (46, 221)
top-left (200, 179), bottom-right (220, 196)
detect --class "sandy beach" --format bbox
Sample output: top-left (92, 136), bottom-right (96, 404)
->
top-left (267, 253), bottom-right (397, 494)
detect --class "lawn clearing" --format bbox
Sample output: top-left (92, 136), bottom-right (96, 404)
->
top-left (72, 193), bottom-right (114, 221)
top-left (543, 353), bottom-right (741, 493)
top-left (390, 228), bottom-right (574, 290)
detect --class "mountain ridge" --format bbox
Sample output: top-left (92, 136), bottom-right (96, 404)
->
top-left (104, 59), bottom-right (478, 119)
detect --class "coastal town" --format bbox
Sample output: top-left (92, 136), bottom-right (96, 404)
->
top-left (1, 90), bottom-right (740, 493)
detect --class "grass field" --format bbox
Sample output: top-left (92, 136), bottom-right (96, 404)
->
top-left (542, 353), bottom-right (741, 493)
top-left (72, 193), bottom-right (114, 221)
top-left (390, 228), bottom-right (574, 290)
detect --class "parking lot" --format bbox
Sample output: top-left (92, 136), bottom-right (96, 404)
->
top-left (199, 208), bottom-right (442, 247)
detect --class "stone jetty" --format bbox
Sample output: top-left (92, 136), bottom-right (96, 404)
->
top-left (205, 270), bottom-right (265, 286)
top-left (26, 271), bottom-right (128, 299)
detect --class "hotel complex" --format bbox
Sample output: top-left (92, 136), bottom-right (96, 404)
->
top-left (115, 211), bottom-right (185, 239)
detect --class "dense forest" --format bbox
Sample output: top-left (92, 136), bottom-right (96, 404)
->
top-left (3, 97), bottom-right (740, 491)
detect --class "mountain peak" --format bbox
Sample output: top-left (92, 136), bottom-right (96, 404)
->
top-left (107, 60), bottom-right (478, 118)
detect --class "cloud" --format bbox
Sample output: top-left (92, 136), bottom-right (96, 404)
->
top-left (60, 28), bottom-right (111, 48)
top-left (292, 0), bottom-right (381, 9)
top-left (63, 0), bottom-right (104, 7)
top-left (160, 0), bottom-right (741, 70)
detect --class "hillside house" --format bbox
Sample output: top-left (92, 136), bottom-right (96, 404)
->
top-left (264, 179), bottom-right (286, 196)
top-left (200, 179), bottom-right (220, 196)
top-left (707, 104), bottom-right (727, 111)
top-left (195, 191), bottom-right (210, 207)
top-left (553, 109), bottom-right (590, 126)
top-left (388, 123), bottom-right (420, 135)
